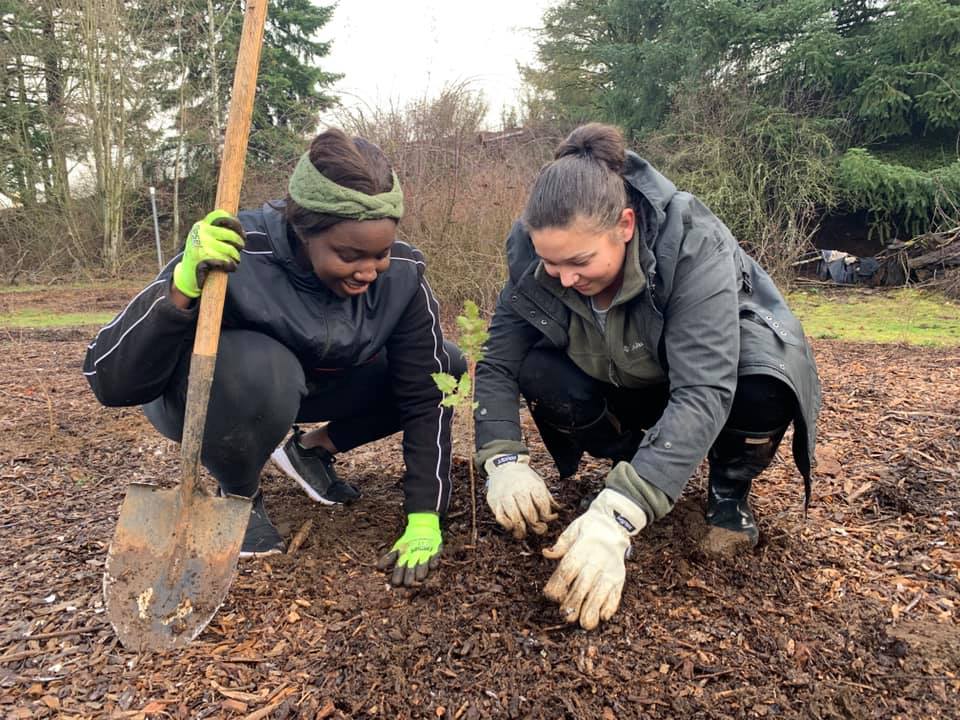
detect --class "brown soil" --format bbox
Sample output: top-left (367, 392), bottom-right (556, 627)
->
top-left (1, 288), bottom-right (958, 719)
top-left (0, 282), bottom-right (146, 317)
top-left (700, 526), bottom-right (756, 558)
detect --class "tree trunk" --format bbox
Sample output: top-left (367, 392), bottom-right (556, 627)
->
top-left (77, 0), bottom-right (127, 273)
top-left (172, 0), bottom-right (187, 253)
top-left (41, 5), bottom-right (69, 207)
top-left (207, 0), bottom-right (222, 159)
top-left (14, 55), bottom-right (39, 206)
top-left (41, 2), bottom-right (86, 264)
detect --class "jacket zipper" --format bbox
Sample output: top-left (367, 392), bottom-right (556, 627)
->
top-left (608, 360), bottom-right (620, 387)
top-left (604, 307), bottom-right (621, 387)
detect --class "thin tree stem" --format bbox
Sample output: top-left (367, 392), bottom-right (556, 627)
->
top-left (468, 358), bottom-right (478, 546)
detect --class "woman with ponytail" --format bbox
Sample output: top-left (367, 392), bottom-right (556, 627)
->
top-left (474, 123), bottom-right (820, 630)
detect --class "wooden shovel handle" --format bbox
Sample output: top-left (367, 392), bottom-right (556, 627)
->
top-left (180, 0), bottom-right (268, 497)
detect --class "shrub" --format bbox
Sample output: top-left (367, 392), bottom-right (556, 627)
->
top-left (837, 149), bottom-right (960, 242)
top-left (645, 83), bottom-right (838, 283)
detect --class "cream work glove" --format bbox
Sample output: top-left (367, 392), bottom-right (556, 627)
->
top-left (542, 488), bottom-right (647, 630)
top-left (484, 453), bottom-right (558, 539)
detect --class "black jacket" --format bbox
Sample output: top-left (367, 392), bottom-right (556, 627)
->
top-left (83, 202), bottom-right (454, 514)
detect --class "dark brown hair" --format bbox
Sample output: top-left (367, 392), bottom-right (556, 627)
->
top-left (285, 128), bottom-right (395, 237)
top-left (522, 122), bottom-right (628, 232)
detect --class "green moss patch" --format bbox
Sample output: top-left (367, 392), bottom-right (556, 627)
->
top-left (788, 288), bottom-right (960, 347)
top-left (0, 309), bottom-right (116, 329)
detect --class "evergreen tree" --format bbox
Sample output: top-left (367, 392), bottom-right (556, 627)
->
top-left (236, 0), bottom-right (339, 159)
top-left (843, 0), bottom-right (960, 142)
top-left (1, 0), bottom-right (339, 271)
top-left (524, 0), bottom-right (960, 252)
top-left (0, 0), bottom-right (78, 207)
top-left (156, 0), bottom-right (339, 170)
top-left (524, 0), bottom-right (960, 144)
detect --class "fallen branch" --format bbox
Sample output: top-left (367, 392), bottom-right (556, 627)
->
top-left (20, 622), bottom-right (106, 641)
top-left (286, 518), bottom-right (313, 556)
top-left (907, 236), bottom-right (960, 270)
top-left (242, 686), bottom-right (297, 720)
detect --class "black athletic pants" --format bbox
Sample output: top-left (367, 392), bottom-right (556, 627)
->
top-left (517, 348), bottom-right (794, 473)
top-left (144, 329), bottom-right (466, 497)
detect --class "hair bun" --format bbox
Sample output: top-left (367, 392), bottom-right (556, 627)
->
top-left (554, 123), bottom-right (626, 174)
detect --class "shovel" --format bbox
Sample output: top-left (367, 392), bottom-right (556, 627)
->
top-left (103, 0), bottom-right (269, 652)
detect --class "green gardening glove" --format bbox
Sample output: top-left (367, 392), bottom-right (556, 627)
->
top-left (172, 209), bottom-right (246, 298)
top-left (376, 512), bottom-right (442, 587)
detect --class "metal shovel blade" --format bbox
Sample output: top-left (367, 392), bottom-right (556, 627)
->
top-left (103, 482), bottom-right (250, 651)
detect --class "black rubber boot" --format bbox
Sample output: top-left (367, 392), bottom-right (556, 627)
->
top-left (704, 426), bottom-right (787, 552)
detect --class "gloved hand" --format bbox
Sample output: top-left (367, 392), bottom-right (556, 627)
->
top-left (484, 453), bottom-right (558, 539)
top-left (377, 512), bottom-right (442, 587)
top-left (542, 488), bottom-right (647, 630)
top-left (172, 209), bottom-right (245, 298)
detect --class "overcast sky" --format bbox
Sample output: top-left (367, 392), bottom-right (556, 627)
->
top-left (317, 0), bottom-right (556, 128)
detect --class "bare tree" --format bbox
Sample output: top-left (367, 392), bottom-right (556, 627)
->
top-left (73, 0), bottom-right (128, 271)
top-left (69, 0), bottom-right (166, 273)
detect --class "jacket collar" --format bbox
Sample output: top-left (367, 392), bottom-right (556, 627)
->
top-left (623, 151), bottom-right (677, 285)
top-left (623, 151), bottom-right (675, 234)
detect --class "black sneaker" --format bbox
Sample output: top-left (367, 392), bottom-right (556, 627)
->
top-left (239, 490), bottom-right (285, 558)
top-left (270, 426), bottom-right (361, 505)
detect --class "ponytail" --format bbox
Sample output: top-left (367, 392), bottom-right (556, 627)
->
top-left (522, 123), bottom-right (628, 232)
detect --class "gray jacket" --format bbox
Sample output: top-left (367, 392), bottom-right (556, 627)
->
top-left (474, 152), bottom-right (820, 515)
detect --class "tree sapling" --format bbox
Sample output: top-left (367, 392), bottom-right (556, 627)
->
top-left (431, 300), bottom-right (489, 543)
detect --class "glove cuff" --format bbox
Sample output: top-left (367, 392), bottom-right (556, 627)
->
top-left (172, 261), bottom-right (200, 298)
top-left (475, 440), bottom-right (529, 476)
top-left (483, 452), bottom-right (530, 475)
top-left (590, 488), bottom-right (648, 537)
top-left (407, 512), bottom-right (440, 531)
top-left (605, 461), bottom-right (675, 523)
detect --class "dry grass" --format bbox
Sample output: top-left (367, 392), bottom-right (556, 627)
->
top-left (335, 85), bottom-right (558, 313)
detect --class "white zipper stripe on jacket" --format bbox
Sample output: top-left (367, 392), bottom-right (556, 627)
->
top-left (423, 276), bottom-right (451, 368)
top-left (87, 254), bottom-right (182, 350)
top-left (240, 229), bottom-right (269, 252)
top-left (83, 295), bottom-right (165, 375)
top-left (418, 280), bottom-right (449, 513)
top-left (393, 255), bottom-right (448, 507)
top-left (86, 277), bottom-right (166, 350)
top-left (389, 255), bottom-right (425, 268)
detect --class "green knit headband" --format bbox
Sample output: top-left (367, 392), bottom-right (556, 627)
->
top-left (288, 152), bottom-right (404, 221)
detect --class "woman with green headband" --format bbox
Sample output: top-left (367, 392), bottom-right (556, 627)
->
top-left (83, 129), bottom-right (463, 586)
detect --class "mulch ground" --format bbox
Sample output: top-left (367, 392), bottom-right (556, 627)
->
top-left (0, 285), bottom-right (144, 318)
top-left (1, 289), bottom-right (959, 719)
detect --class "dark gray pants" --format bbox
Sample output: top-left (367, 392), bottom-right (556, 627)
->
top-left (144, 329), bottom-right (465, 497)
